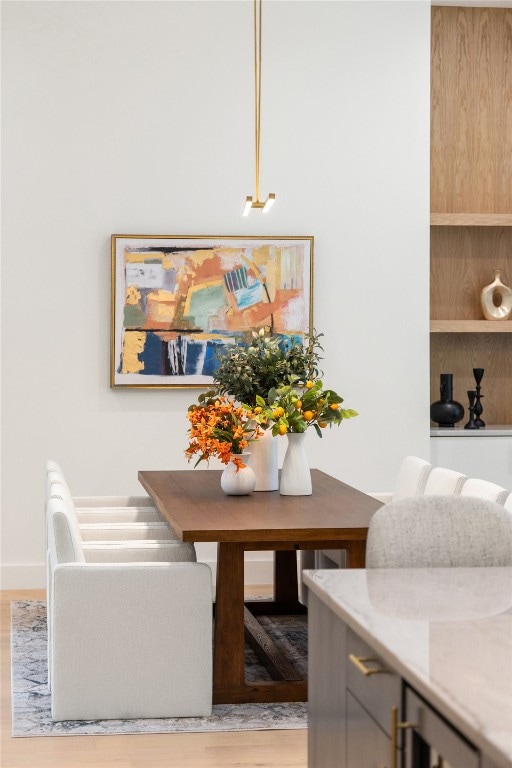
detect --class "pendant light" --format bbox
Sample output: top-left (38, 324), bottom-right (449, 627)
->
top-left (243, 0), bottom-right (276, 216)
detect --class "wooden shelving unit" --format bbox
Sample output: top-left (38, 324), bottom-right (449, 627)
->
top-left (430, 321), bottom-right (512, 333)
top-left (430, 6), bottom-right (512, 427)
top-left (431, 213), bottom-right (512, 227)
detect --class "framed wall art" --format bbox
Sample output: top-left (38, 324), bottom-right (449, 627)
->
top-left (111, 235), bottom-right (314, 388)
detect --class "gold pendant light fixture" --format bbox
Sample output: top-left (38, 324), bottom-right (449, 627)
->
top-left (243, 0), bottom-right (276, 216)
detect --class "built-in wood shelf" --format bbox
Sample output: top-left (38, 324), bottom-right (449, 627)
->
top-left (430, 320), bottom-right (512, 333)
top-left (429, 7), bottom-right (512, 426)
top-left (431, 213), bottom-right (512, 226)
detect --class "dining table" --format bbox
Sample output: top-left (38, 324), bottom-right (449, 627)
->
top-left (138, 468), bottom-right (381, 704)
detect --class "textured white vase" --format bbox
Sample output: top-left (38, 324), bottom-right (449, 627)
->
top-left (280, 432), bottom-right (312, 496)
top-left (250, 428), bottom-right (279, 491)
top-left (480, 270), bottom-right (512, 320)
top-left (220, 455), bottom-right (256, 495)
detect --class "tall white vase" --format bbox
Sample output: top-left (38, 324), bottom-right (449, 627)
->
top-left (280, 432), bottom-right (312, 496)
top-left (220, 455), bottom-right (256, 495)
top-left (250, 428), bottom-right (279, 491)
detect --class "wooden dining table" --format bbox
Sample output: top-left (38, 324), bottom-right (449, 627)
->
top-left (138, 468), bottom-right (381, 704)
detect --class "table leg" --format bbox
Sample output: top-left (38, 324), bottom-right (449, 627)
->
top-left (274, 549), bottom-right (299, 603)
top-left (346, 540), bottom-right (366, 568)
top-left (248, 549), bottom-right (307, 616)
top-left (213, 542), bottom-right (307, 704)
top-left (213, 541), bottom-right (245, 700)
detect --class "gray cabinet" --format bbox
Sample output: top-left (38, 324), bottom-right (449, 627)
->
top-left (308, 589), bottom-right (348, 768)
top-left (308, 592), bottom-right (402, 768)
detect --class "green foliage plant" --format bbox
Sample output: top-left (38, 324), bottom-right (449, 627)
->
top-left (213, 327), bottom-right (324, 405)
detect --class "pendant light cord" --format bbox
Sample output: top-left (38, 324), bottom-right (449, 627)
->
top-left (254, 0), bottom-right (262, 202)
top-left (243, 0), bottom-right (275, 214)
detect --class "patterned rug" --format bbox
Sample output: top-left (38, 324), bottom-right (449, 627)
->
top-left (10, 601), bottom-right (308, 737)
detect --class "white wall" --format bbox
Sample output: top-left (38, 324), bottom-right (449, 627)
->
top-left (1, 0), bottom-right (431, 588)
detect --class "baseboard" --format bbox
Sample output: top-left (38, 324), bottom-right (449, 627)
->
top-left (1, 555), bottom-right (274, 590)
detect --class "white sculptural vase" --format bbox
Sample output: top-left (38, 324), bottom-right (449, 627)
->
top-left (480, 270), bottom-right (512, 321)
top-left (220, 455), bottom-right (256, 496)
top-left (280, 432), bottom-right (312, 496)
top-left (250, 428), bottom-right (279, 491)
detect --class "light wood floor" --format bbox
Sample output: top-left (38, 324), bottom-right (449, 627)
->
top-left (1, 589), bottom-right (307, 768)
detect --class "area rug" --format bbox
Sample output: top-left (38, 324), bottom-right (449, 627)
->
top-left (11, 601), bottom-right (308, 737)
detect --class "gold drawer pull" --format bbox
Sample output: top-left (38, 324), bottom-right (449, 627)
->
top-left (390, 706), bottom-right (419, 768)
top-left (348, 653), bottom-right (389, 676)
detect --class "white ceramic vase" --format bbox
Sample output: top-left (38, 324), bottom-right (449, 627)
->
top-left (279, 432), bottom-right (312, 496)
top-left (250, 428), bottom-right (279, 491)
top-left (480, 270), bottom-right (512, 320)
top-left (220, 455), bottom-right (256, 496)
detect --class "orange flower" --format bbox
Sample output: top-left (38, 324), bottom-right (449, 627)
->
top-left (185, 392), bottom-right (262, 469)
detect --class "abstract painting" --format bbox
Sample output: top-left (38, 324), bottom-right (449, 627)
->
top-left (111, 235), bottom-right (314, 388)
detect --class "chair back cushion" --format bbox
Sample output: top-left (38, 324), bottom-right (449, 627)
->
top-left (460, 478), bottom-right (508, 504)
top-left (423, 467), bottom-right (467, 496)
top-left (504, 493), bottom-right (512, 512)
top-left (366, 495), bottom-right (512, 568)
top-left (47, 495), bottom-right (85, 564)
top-left (46, 459), bottom-right (65, 477)
top-left (46, 460), bottom-right (73, 505)
top-left (393, 456), bottom-right (432, 500)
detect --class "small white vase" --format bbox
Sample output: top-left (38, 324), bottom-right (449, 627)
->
top-left (220, 455), bottom-right (256, 496)
top-left (480, 269), bottom-right (512, 320)
top-left (280, 432), bottom-right (312, 496)
top-left (250, 428), bottom-right (279, 491)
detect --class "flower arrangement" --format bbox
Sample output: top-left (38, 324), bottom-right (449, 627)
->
top-left (253, 378), bottom-right (358, 438)
top-left (186, 327), bottom-right (357, 490)
top-left (185, 392), bottom-right (262, 471)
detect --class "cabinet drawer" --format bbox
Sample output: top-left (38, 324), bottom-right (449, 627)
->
top-left (347, 629), bottom-right (401, 736)
top-left (347, 690), bottom-right (395, 768)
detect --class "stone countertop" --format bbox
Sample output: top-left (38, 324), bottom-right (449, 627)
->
top-left (304, 567), bottom-right (512, 768)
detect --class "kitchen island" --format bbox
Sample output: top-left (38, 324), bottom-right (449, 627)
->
top-left (304, 567), bottom-right (512, 768)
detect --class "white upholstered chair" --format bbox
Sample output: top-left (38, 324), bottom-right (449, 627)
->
top-left (423, 466), bottom-right (466, 496)
top-left (45, 463), bottom-right (197, 705)
top-left (46, 459), bottom-right (167, 524)
top-left (47, 494), bottom-right (212, 720)
top-left (46, 459), bottom-right (185, 543)
top-left (371, 455), bottom-right (432, 504)
top-left (459, 477), bottom-right (509, 504)
top-left (312, 456), bottom-right (433, 574)
top-left (365, 495), bottom-right (512, 568)
top-left (49, 477), bottom-right (177, 542)
top-left (504, 493), bottom-right (512, 512)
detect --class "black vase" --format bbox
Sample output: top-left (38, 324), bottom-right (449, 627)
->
top-left (430, 373), bottom-right (464, 427)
